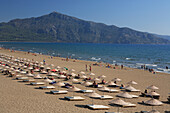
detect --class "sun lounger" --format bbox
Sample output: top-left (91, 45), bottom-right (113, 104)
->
top-left (23, 79), bottom-right (35, 82)
top-left (16, 77), bottom-right (28, 80)
top-left (109, 89), bottom-right (119, 93)
top-left (86, 104), bottom-right (109, 110)
top-left (64, 96), bottom-right (85, 101)
top-left (39, 86), bottom-right (55, 89)
top-left (50, 90), bottom-right (68, 94)
top-left (112, 103), bottom-right (136, 107)
top-left (80, 90), bottom-right (94, 93)
top-left (30, 82), bottom-right (45, 85)
top-left (100, 95), bottom-right (113, 100)
top-left (131, 94), bottom-right (139, 98)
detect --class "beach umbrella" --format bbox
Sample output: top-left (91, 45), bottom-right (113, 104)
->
top-left (106, 81), bottom-right (117, 86)
top-left (68, 86), bottom-right (81, 96)
top-left (28, 67), bottom-right (33, 70)
top-left (68, 78), bottom-right (79, 84)
top-left (34, 69), bottom-right (40, 72)
top-left (98, 86), bottom-right (110, 91)
top-left (90, 77), bottom-right (100, 82)
top-left (117, 92), bottom-right (133, 99)
top-left (41, 70), bottom-right (47, 74)
top-left (34, 74), bottom-right (42, 79)
top-left (51, 69), bottom-right (57, 72)
top-left (49, 64), bottom-right (54, 67)
top-left (112, 78), bottom-right (121, 82)
top-left (27, 73), bottom-right (34, 77)
top-left (89, 72), bottom-right (95, 76)
top-left (44, 79), bottom-right (53, 86)
top-left (85, 91), bottom-right (101, 105)
top-left (127, 80), bottom-right (138, 85)
top-left (79, 71), bottom-right (85, 75)
top-left (144, 98), bottom-right (163, 106)
top-left (147, 85), bottom-right (159, 90)
top-left (124, 85), bottom-right (138, 91)
top-left (147, 91), bottom-right (160, 96)
top-left (98, 86), bottom-right (110, 95)
top-left (109, 98), bottom-right (127, 105)
top-left (81, 75), bottom-right (87, 79)
top-left (70, 72), bottom-right (76, 77)
top-left (56, 66), bottom-right (61, 69)
top-left (46, 67), bottom-right (51, 70)
top-left (98, 75), bottom-right (106, 79)
top-left (69, 69), bottom-right (75, 72)
top-left (81, 81), bottom-right (93, 86)
top-left (54, 81), bottom-right (65, 90)
top-left (40, 65), bottom-right (44, 68)
top-left (61, 71), bottom-right (67, 74)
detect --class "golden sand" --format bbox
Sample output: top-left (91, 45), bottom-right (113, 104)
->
top-left (0, 49), bottom-right (170, 113)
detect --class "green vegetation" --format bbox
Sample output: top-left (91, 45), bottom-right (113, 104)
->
top-left (0, 12), bottom-right (169, 44)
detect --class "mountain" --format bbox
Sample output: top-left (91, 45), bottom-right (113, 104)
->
top-left (153, 34), bottom-right (170, 41)
top-left (0, 11), bottom-right (169, 44)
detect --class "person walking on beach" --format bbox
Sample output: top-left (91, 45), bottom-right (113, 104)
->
top-left (85, 64), bottom-right (88, 71)
top-left (89, 65), bottom-right (92, 72)
top-left (43, 59), bottom-right (46, 65)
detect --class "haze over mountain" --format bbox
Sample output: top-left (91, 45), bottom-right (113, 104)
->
top-left (0, 12), bottom-right (169, 44)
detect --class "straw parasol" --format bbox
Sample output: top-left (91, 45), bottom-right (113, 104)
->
top-left (127, 80), bottom-right (138, 85)
top-left (112, 78), bottom-right (121, 82)
top-left (144, 98), bottom-right (163, 106)
top-left (81, 81), bottom-right (93, 86)
top-left (68, 78), bottom-right (79, 84)
top-left (68, 86), bottom-right (81, 96)
top-left (147, 85), bottom-right (159, 90)
top-left (28, 67), bottom-right (33, 70)
top-left (54, 81), bottom-right (65, 90)
top-left (147, 91), bottom-right (160, 96)
top-left (98, 75), bottom-right (106, 79)
top-left (90, 77), bottom-right (100, 82)
top-left (117, 92), bottom-right (133, 99)
top-left (85, 91), bottom-right (101, 104)
top-left (109, 98), bottom-right (127, 105)
top-left (44, 79), bottom-right (53, 86)
top-left (106, 81), bottom-right (117, 86)
top-left (89, 72), bottom-right (95, 76)
top-left (79, 71), bottom-right (85, 75)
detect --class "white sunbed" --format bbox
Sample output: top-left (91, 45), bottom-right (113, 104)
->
top-left (109, 89), bottom-right (119, 93)
top-left (23, 79), bottom-right (35, 82)
top-left (64, 96), bottom-right (85, 101)
top-left (16, 77), bottom-right (28, 80)
top-left (50, 90), bottom-right (68, 94)
top-left (86, 104), bottom-right (110, 110)
top-left (30, 82), bottom-right (45, 85)
top-left (113, 102), bottom-right (136, 107)
top-left (131, 94), bottom-right (139, 98)
top-left (100, 95), bottom-right (113, 100)
top-left (80, 90), bottom-right (94, 93)
top-left (39, 85), bottom-right (55, 89)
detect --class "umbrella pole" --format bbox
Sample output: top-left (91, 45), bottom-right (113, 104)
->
top-left (92, 98), bottom-right (94, 105)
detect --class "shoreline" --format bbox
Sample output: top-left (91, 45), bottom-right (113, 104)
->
top-left (1, 47), bottom-right (169, 75)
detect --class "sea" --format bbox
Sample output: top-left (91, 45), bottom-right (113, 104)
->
top-left (0, 42), bottom-right (170, 74)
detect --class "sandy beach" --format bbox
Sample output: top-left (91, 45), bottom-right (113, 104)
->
top-left (0, 49), bottom-right (170, 113)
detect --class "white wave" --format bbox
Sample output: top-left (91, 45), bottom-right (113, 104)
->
top-left (91, 57), bottom-right (101, 61)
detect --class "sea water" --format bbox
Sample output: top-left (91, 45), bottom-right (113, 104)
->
top-left (0, 42), bottom-right (170, 74)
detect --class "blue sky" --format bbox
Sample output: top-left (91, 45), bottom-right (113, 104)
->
top-left (0, 0), bottom-right (170, 35)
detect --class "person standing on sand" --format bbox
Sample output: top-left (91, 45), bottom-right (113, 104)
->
top-left (89, 65), bottom-right (92, 72)
top-left (85, 64), bottom-right (88, 71)
top-left (43, 59), bottom-right (46, 65)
